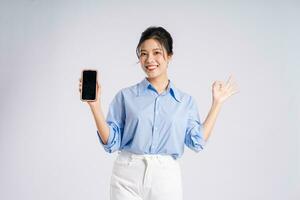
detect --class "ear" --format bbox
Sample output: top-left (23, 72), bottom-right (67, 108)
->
top-left (167, 54), bottom-right (173, 63)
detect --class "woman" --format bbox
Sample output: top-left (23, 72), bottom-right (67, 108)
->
top-left (79, 26), bottom-right (239, 200)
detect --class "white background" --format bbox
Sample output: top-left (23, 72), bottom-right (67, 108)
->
top-left (0, 0), bottom-right (299, 199)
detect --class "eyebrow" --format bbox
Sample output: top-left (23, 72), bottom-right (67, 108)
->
top-left (140, 48), bottom-right (163, 52)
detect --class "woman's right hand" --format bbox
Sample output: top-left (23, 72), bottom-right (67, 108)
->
top-left (79, 78), bottom-right (101, 108)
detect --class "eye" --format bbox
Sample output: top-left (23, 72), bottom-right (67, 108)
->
top-left (154, 51), bottom-right (161, 55)
top-left (140, 52), bottom-right (147, 56)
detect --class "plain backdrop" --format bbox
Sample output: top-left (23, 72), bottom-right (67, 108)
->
top-left (0, 0), bottom-right (299, 200)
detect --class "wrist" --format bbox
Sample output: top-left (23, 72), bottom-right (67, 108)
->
top-left (212, 100), bottom-right (223, 108)
top-left (89, 101), bottom-right (101, 110)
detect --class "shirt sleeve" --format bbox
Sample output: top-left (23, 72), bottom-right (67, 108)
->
top-left (97, 90), bottom-right (125, 153)
top-left (184, 96), bottom-right (206, 152)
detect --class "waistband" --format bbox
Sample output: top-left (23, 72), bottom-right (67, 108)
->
top-left (117, 150), bottom-right (175, 162)
top-left (116, 151), bottom-right (178, 187)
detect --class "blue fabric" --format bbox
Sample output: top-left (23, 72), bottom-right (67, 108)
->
top-left (97, 78), bottom-right (206, 159)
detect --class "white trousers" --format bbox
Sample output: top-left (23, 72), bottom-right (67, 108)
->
top-left (110, 151), bottom-right (183, 200)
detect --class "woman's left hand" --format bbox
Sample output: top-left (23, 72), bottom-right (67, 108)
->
top-left (212, 75), bottom-right (239, 104)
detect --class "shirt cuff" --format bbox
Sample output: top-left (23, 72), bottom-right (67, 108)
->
top-left (190, 124), bottom-right (207, 152)
top-left (96, 129), bottom-right (115, 153)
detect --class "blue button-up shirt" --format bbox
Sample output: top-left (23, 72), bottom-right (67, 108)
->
top-left (97, 78), bottom-right (206, 159)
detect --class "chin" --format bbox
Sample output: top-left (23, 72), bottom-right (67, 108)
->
top-left (146, 74), bottom-right (161, 80)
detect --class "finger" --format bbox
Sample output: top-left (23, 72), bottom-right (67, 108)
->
top-left (213, 81), bottom-right (222, 88)
top-left (227, 75), bottom-right (234, 83)
top-left (229, 87), bottom-right (239, 95)
top-left (232, 84), bottom-right (239, 92)
top-left (223, 90), bottom-right (236, 99)
top-left (230, 81), bottom-right (239, 89)
top-left (213, 80), bottom-right (222, 85)
top-left (228, 81), bottom-right (238, 89)
top-left (221, 81), bottom-right (226, 87)
top-left (228, 84), bottom-right (239, 93)
top-left (219, 81), bottom-right (226, 90)
top-left (230, 90), bottom-right (239, 96)
top-left (227, 82), bottom-right (238, 92)
top-left (225, 75), bottom-right (234, 89)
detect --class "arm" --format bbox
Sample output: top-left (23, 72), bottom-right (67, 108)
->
top-left (90, 103), bottom-right (110, 144)
top-left (202, 101), bottom-right (222, 141)
top-left (79, 77), bottom-right (123, 153)
top-left (79, 78), bottom-right (110, 144)
top-left (202, 75), bottom-right (239, 141)
top-left (87, 81), bottom-right (111, 145)
top-left (91, 89), bottom-right (124, 153)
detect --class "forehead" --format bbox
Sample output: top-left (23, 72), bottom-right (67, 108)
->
top-left (140, 39), bottom-right (163, 51)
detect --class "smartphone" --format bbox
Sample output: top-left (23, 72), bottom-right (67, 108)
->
top-left (81, 69), bottom-right (97, 101)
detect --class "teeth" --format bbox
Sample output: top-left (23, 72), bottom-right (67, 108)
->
top-left (147, 65), bottom-right (157, 69)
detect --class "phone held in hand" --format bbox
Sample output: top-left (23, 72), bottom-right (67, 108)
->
top-left (81, 69), bottom-right (97, 101)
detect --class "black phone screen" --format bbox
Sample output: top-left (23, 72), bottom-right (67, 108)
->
top-left (82, 70), bottom-right (97, 100)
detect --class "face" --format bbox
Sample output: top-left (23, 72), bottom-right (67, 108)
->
top-left (138, 39), bottom-right (172, 79)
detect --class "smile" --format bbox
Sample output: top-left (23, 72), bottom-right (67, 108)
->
top-left (146, 65), bottom-right (158, 71)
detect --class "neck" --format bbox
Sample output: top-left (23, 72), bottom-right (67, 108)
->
top-left (146, 74), bottom-right (169, 94)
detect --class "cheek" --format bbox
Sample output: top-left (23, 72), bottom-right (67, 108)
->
top-left (140, 61), bottom-right (147, 69)
top-left (158, 55), bottom-right (168, 62)
top-left (140, 57), bottom-right (147, 63)
top-left (158, 58), bottom-right (168, 66)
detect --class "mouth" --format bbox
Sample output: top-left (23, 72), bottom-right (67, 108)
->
top-left (145, 65), bottom-right (158, 71)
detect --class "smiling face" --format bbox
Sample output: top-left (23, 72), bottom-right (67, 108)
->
top-left (138, 39), bottom-right (172, 80)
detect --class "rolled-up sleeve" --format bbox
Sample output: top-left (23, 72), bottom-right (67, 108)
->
top-left (184, 96), bottom-right (206, 152)
top-left (97, 90), bottom-right (125, 153)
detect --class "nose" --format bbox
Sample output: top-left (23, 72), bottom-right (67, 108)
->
top-left (146, 53), bottom-right (154, 63)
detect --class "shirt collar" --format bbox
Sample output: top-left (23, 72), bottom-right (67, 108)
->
top-left (137, 77), bottom-right (182, 103)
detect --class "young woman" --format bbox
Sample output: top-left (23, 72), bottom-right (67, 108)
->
top-left (79, 26), bottom-right (239, 200)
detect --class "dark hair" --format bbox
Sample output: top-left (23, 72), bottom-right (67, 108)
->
top-left (136, 26), bottom-right (173, 59)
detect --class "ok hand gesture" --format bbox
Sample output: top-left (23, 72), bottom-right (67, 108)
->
top-left (212, 75), bottom-right (239, 104)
